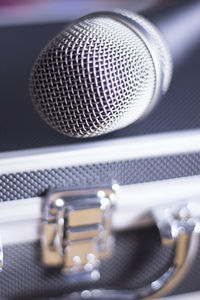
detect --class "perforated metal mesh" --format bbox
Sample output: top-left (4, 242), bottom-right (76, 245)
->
top-left (1, 152), bottom-right (200, 202)
top-left (1, 154), bottom-right (200, 299)
top-left (118, 10), bottom-right (172, 93)
top-left (1, 152), bottom-right (200, 299)
top-left (30, 14), bottom-right (159, 138)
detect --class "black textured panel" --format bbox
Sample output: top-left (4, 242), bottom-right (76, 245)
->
top-left (0, 21), bottom-right (200, 152)
top-left (1, 152), bottom-right (200, 202)
top-left (0, 227), bottom-right (175, 300)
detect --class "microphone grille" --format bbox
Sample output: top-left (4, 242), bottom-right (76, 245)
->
top-left (30, 12), bottom-right (172, 138)
top-left (118, 10), bottom-right (172, 93)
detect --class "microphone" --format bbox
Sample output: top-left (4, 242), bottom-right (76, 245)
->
top-left (30, 10), bottom-right (172, 138)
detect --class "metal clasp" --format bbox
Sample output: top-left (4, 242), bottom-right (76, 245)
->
top-left (41, 186), bottom-right (117, 281)
top-left (63, 199), bottom-right (200, 300)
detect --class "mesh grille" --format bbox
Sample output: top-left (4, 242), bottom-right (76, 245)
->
top-left (30, 15), bottom-right (157, 138)
top-left (117, 10), bottom-right (172, 93)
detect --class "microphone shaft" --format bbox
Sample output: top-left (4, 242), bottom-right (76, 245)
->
top-left (145, 0), bottom-right (200, 65)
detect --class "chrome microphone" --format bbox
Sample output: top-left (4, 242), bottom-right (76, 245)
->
top-left (30, 10), bottom-right (172, 138)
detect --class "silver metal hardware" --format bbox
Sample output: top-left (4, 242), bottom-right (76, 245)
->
top-left (41, 186), bottom-right (117, 280)
top-left (0, 234), bottom-right (3, 271)
top-left (59, 199), bottom-right (200, 299)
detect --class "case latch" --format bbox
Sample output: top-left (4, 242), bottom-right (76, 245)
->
top-left (41, 186), bottom-right (117, 281)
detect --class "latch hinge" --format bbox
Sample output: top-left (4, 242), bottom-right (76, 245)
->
top-left (41, 186), bottom-right (117, 281)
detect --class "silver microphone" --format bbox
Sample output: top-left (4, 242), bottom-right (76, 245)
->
top-left (30, 10), bottom-right (172, 138)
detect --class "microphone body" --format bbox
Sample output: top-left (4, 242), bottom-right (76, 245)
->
top-left (30, 9), bottom-right (172, 138)
top-left (145, 0), bottom-right (200, 65)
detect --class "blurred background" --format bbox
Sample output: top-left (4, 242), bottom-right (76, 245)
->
top-left (0, 0), bottom-right (175, 26)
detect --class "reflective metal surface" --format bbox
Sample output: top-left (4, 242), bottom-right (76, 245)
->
top-left (55, 199), bottom-right (200, 299)
top-left (30, 10), bottom-right (172, 138)
top-left (41, 186), bottom-right (117, 281)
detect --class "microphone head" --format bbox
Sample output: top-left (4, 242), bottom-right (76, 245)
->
top-left (30, 10), bottom-right (172, 138)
